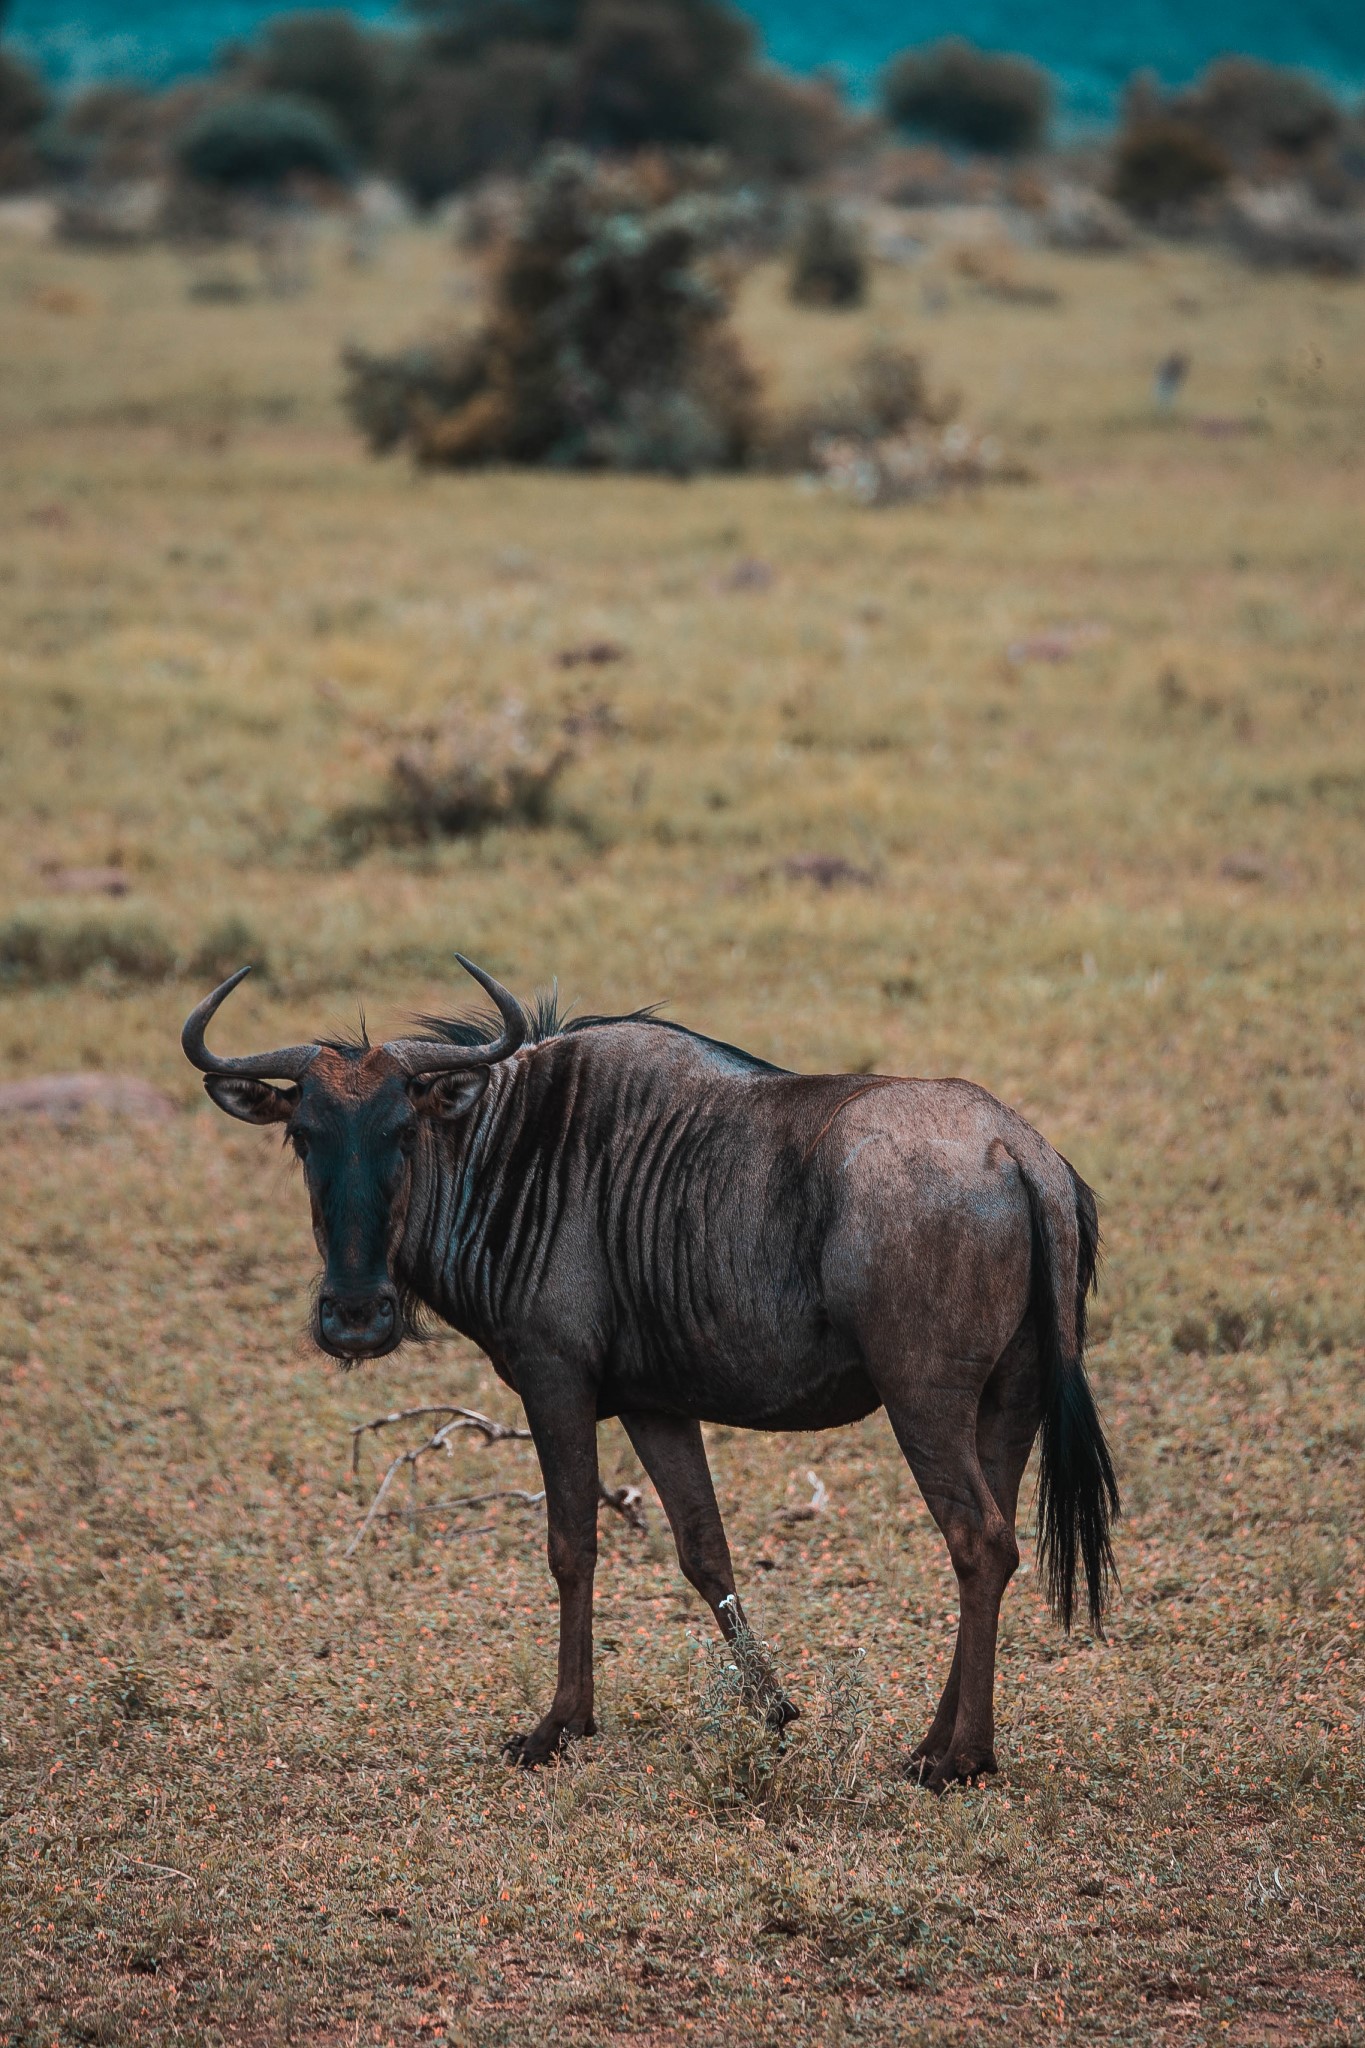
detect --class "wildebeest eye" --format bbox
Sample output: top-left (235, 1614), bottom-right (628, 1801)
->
top-left (397, 1125), bottom-right (416, 1156)
top-left (291, 1132), bottom-right (310, 1161)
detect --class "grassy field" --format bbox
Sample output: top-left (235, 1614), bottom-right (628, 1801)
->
top-left (1, 214), bottom-right (1363, 2045)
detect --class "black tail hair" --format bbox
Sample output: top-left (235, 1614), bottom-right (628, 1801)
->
top-left (1023, 1161), bottom-right (1119, 1636)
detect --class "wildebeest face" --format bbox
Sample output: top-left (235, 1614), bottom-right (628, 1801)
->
top-left (184, 958), bottom-right (523, 1361)
top-left (205, 1052), bottom-right (418, 1360)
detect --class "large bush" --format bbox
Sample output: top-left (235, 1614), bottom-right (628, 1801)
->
top-left (174, 92), bottom-right (352, 191)
top-left (247, 11), bottom-right (390, 156)
top-left (344, 150), bottom-right (757, 473)
top-left (880, 39), bottom-right (1051, 156)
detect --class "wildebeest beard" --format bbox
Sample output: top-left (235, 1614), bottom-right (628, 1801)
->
top-left (184, 954), bottom-right (1118, 1793)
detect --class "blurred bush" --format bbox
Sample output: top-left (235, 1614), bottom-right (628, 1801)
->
top-left (788, 199), bottom-right (865, 308)
top-left (244, 10), bottom-right (392, 157)
top-left (344, 149), bottom-right (758, 473)
top-left (880, 39), bottom-right (1050, 156)
top-left (174, 92), bottom-right (352, 192)
top-left (715, 69), bottom-right (852, 182)
top-left (0, 44), bottom-right (47, 191)
top-left (1111, 116), bottom-right (1231, 220)
top-left (1168, 58), bottom-right (1341, 166)
top-left (565, 0), bottom-right (753, 150)
top-left (384, 47), bottom-right (566, 203)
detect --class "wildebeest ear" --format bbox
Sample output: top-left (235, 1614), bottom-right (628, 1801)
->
top-left (202, 1075), bottom-right (298, 1125)
top-left (407, 1067), bottom-right (490, 1119)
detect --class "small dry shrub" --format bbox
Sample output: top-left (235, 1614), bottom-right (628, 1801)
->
top-left (788, 199), bottom-right (866, 308)
top-left (332, 701), bottom-right (571, 856)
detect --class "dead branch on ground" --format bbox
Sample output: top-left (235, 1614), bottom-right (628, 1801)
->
top-left (346, 1404), bottom-right (648, 1556)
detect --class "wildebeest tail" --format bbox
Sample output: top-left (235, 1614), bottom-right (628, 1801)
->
top-left (1019, 1158), bottom-right (1119, 1636)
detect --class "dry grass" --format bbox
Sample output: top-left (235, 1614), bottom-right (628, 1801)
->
top-left (1, 216), bottom-right (1363, 2045)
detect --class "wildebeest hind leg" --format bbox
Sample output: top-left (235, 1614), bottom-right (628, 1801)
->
top-left (621, 1412), bottom-right (797, 1729)
top-left (880, 1371), bottom-right (1021, 1791)
top-left (907, 1324), bottom-right (1039, 1779)
top-left (504, 1376), bottom-right (601, 1767)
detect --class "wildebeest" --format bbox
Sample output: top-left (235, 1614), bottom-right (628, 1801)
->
top-left (184, 956), bottom-right (1118, 1789)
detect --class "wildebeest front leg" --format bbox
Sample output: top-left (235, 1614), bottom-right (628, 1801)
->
top-left (621, 1413), bottom-right (797, 1729)
top-left (504, 1378), bottom-right (601, 1767)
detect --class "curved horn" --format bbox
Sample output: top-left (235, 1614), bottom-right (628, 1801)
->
top-left (182, 967), bottom-right (320, 1081)
top-left (384, 955), bottom-right (527, 1077)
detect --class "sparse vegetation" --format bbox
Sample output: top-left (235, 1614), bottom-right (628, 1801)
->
top-left (1, 204), bottom-right (1363, 2046)
top-left (880, 38), bottom-right (1052, 156)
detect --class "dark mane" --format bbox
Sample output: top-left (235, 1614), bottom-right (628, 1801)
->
top-left (319, 1011), bottom-right (371, 1058)
top-left (413, 986), bottom-right (788, 1075)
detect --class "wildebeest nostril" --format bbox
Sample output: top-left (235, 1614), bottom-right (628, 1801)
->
top-left (318, 1292), bottom-right (397, 1353)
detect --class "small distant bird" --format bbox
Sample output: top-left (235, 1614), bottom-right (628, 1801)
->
top-left (1153, 351), bottom-right (1189, 408)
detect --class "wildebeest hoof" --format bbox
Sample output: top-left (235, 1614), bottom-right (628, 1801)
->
top-left (764, 1694), bottom-right (800, 1733)
top-left (914, 1747), bottom-right (998, 1794)
top-left (502, 1714), bottom-right (596, 1767)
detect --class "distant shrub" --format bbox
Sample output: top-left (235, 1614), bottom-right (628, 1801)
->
top-left (716, 68), bottom-right (852, 181)
top-left (0, 914), bottom-right (176, 987)
top-left (880, 39), bottom-right (1051, 156)
top-left (247, 11), bottom-right (391, 157)
top-left (1112, 116), bottom-right (1231, 219)
top-left (406, 0), bottom-right (582, 63)
top-left (344, 150), bottom-right (758, 474)
top-left (788, 200), bottom-right (865, 308)
top-left (174, 93), bottom-right (352, 192)
top-left (383, 0), bottom-right (850, 197)
top-left (0, 44), bottom-right (47, 189)
top-left (0, 45), bottom-right (46, 140)
top-left (1170, 57), bottom-right (1341, 164)
top-left (567, 0), bottom-right (754, 150)
top-left (383, 48), bottom-right (565, 203)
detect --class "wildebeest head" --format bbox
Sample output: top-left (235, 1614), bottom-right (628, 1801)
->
top-left (183, 958), bottom-right (524, 1361)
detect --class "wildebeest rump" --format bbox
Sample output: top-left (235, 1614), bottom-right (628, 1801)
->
top-left (183, 957), bottom-right (1118, 1789)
